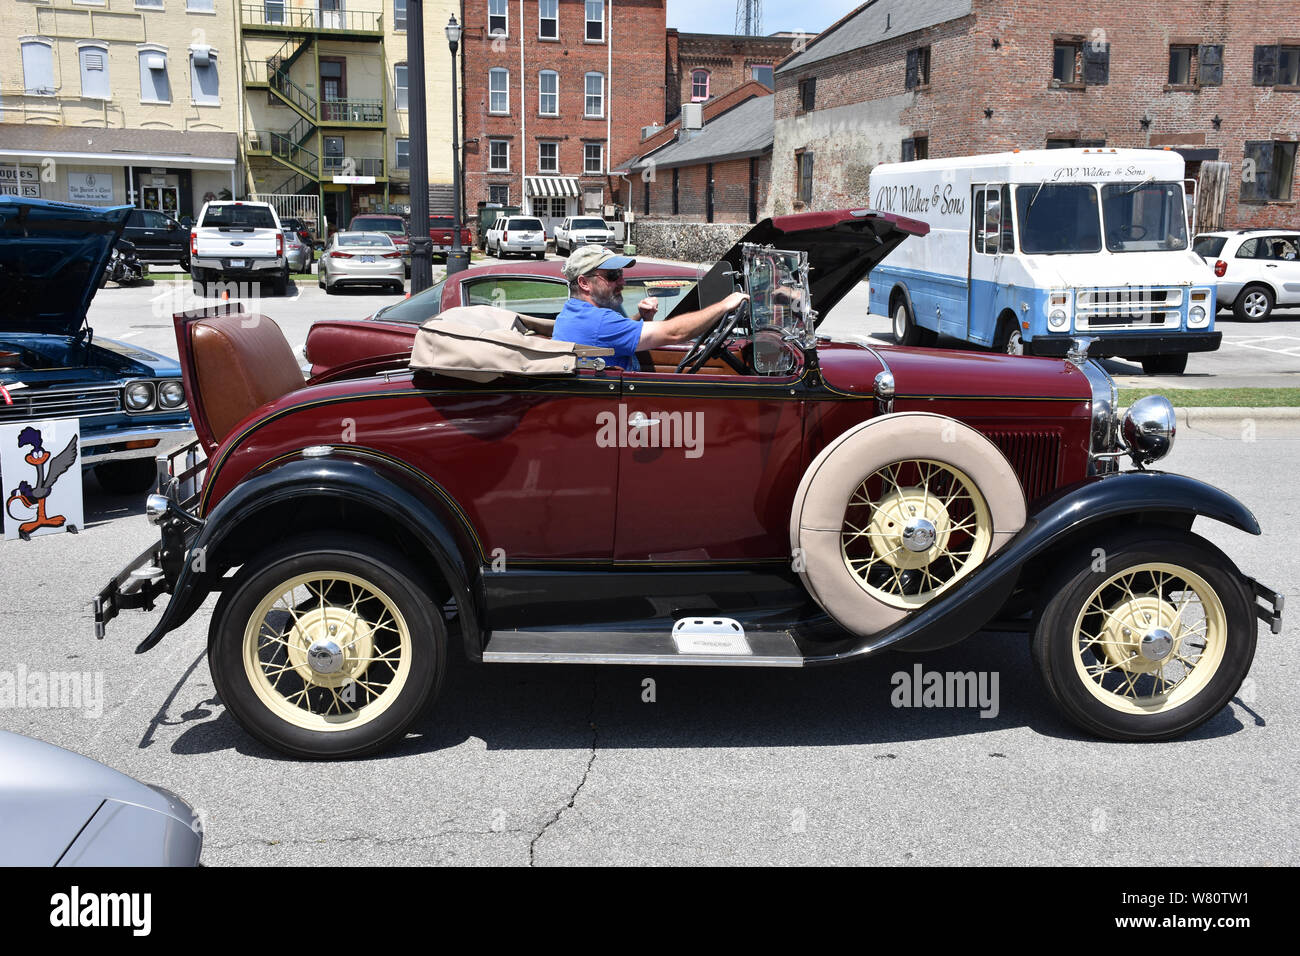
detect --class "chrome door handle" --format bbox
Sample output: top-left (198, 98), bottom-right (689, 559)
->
top-left (627, 412), bottom-right (658, 428)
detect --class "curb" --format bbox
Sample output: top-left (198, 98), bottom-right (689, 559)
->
top-left (1175, 406), bottom-right (1300, 425)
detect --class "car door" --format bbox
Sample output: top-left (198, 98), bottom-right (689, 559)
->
top-left (1265, 235), bottom-right (1300, 306)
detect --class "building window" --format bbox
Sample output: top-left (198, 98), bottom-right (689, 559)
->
top-left (539, 142), bottom-right (558, 173)
top-left (1047, 138), bottom-right (1106, 148)
top-left (189, 46), bottom-right (219, 105)
top-left (902, 136), bottom-right (928, 161)
top-left (78, 43), bottom-right (110, 100)
top-left (672, 167), bottom-right (679, 214)
top-left (394, 0), bottom-right (406, 32)
top-left (1242, 141), bottom-right (1298, 202)
top-left (489, 0), bottom-right (507, 37)
top-left (136, 0), bottom-right (162, 8)
top-left (643, 177), bottom-right (650, 215)
top-left (395, 138), bottom-right (410, 169)
top-left (138, 46), bottom-right (171, 103)
top-left (264, 0), bottom-right (284, 23)
top-left (395, 63), bottom-right (408, 110)
top-left (1053, 41), bottom-right (1080, 83)
top-left (489, 68), bottom-right (509, 114)
top-left (1197, 44), bottom-right (1224, 85)
top-left (539, 0), bottom-right (557, 39)
top-left (1168, 44), bottom-right (1194, 85)
top-left (905, 46), bottom-right (930, 89)
top-left (21, 39), bottom-right (55, 96)
top-left (187, 0), bottom-right (214, 11)
top-left (690, 69), bottom-right (710, 102)
top-left (751, 64), bottom-right (773, 89)
top-left (539, 70), bottom-right (558, 115)
top-left (585, 0), bottom-right (603, 42)
top-left (1279, 46), bottom-right (1300, 86)
top-left (585, 72), bottom-right (604, 117)
top-left (489, 184), bottom-right (509, 205)
top-left (796, 151), bottom-right (814, 205)
top-left (798, 76), bottom-right (816, 112)
top-left (489, 139), bottom-right (509, 171)
top-left (584, 143), bottom-right (603, 174)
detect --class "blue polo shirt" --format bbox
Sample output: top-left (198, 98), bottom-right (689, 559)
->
top-left (554, 298), bottom-right (642, 371)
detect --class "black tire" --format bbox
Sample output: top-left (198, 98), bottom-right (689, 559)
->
top-left (179, 252), bottom-right (191, 273)
top-left (1031, 528), bottom-right (1256, 742)
top-left (994, 316), bottom-right (1032, 356)
top-left (535, 251), bottom-right (545, 260)
top-left (1233, 284), bottom-right (1274, 322)
top-left (1140, 353), bottom-right (1189, 375)
top-left (558, 241), bottom-right (569, 257)
top-left (208, 533), bottom-right (446, 759)
top-left (93, 459), bottom-right (158, 495)
top-left (891, 298), bottom-right (922, 346)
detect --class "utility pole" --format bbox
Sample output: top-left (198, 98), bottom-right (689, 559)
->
top-left (406, 0), bottom-right (433, 291)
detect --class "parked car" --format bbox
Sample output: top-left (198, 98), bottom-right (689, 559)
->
top-left (319, 232), bottom-right (405, 294)
top-left (553, 216), bottom-right (615, 256)
top-left (96, 208), bottom-right (1282, 760)
top-left (348, 214), bottom-right (410, 274)
top-left (1, 197), bottom-right (194, 498)
top-left (1195, 229), bottom-right (1300, 322)
top-left (123, 208), bottom-right (189, 271)
top-left (303, 258), bottom-right (702, 377)
top-left (190, 200), bottom-right (289, 297)
top-left (0, 731), bottom-right (202, 865)
top-left (281, 216), bottom-right (317, 254)
top-left (485, 216), bottom-right (548, 259)
top-left (429, 215), bottom-right (474, 261)
top-left (282, 226), bottom-right (311, 274)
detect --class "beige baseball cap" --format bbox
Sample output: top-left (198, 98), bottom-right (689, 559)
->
top-left (562, 244), bottom-right (636, 281)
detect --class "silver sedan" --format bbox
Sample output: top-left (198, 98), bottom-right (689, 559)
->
top-left (282, 227), bottom-right (311, 273)
top-left (318, 231), bottom-right (405, 294)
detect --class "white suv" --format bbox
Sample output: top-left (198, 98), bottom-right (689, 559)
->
top-left (554, 216), bottom-right (615, 256)
top-left (1195, 229), bottom-right (1300, 321)
top-left (485, 216), bottom-right (547, 259)
top-left (191, 200), bottom-right (290, 296)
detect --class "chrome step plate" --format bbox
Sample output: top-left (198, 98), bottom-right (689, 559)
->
top-left (671, 617), bottom-right (749, 655)
top-left (483, 627), bottom-right (803, 667)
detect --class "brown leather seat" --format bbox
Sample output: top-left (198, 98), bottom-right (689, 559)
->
top-left (190, 313), bottom-right (304, 442)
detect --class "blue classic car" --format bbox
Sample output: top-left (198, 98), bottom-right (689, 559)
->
top-left (0, 197), bottom-right (194, 497)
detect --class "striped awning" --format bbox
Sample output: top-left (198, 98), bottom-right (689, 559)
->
top-left (526, 176), bottom-right (580, 198)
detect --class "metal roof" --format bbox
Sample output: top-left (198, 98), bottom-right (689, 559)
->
top-left (627, 96), bottom-right (773, 172)
top-left (776, 0), bottom-right (973, 74)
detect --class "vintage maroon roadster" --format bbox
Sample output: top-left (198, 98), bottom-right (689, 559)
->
top-left (96, 209), bottom-right (1283, 759)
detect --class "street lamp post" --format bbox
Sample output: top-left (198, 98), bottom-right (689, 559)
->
top-left (406, 0), bottom-right (433, 292)
top-left (446, 15), bottom-right (470, 276)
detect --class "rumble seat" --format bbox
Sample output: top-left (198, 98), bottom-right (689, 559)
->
top-left (190, 312), bottom-right (305, 442)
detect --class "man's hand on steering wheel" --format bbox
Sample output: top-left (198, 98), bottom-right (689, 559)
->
top-left (676, 292), bottom-right (750, 374)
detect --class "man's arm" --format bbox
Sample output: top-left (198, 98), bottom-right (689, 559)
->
top-left (637, 291), bottom-right (749, 350)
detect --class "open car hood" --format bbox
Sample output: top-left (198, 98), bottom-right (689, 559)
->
top-left (665, 208), bottom-right (928, 326)
top-left (0, 197), bottom-right (130, 337)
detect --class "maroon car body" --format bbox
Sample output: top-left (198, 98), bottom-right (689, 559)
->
top-left (96, 208), bottom-right (1281, 760)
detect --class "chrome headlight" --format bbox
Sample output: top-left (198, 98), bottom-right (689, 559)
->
top-left (1188, 304), bottom-right (1207, 325)
top-left (1078, 357), bottom-right (1119, 466)
top-left (124, 381), bottom-right (155, 412)
top-left (1122, 395), bottom-right (1177, 466)
top-left (158, 380), bottom-right (187, 408)
top-left (1049, 309), bottom-right (1069, 329)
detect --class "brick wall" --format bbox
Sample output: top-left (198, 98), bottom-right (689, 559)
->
top-left (771, 0), bottom-right (1300, 229)
top-left (669, 30), bottom-right (790, 122)
top-left (627, 153), bottom-right (770, 224)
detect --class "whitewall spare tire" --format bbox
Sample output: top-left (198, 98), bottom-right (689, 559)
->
top-left (790, 413), bottom-right (1027, 637)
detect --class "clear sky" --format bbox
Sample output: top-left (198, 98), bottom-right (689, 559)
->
top-left (665, 0), bottom-right (861, 35)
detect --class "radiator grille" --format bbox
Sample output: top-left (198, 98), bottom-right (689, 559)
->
top-left (0, 386), bottom-right (122, 424)
top-left (984, 430), bottom-right (1063, 503)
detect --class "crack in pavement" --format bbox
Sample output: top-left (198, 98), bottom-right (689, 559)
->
top-left (528, 668), bottom-right (600, 866)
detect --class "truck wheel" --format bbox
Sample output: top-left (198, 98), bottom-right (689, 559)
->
top-left (1233, 284), bottom-right (1274, 322)
top-left (93, 459), bottom-right (158, 496)
top-left (271, 267), bottom-right (288, 297)
top-left (208, 533), bottom-right (446, 759)
top-left (1031, 528), bottom-right (1255, 741)
top-left (891, 300), bottom-right (922, 346)
top-left (790, 413), bottom-right (1026, 637)
top-left (1140, 353), bottom-right (1188, 375)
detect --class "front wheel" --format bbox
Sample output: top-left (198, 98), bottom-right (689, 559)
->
top-left (1031, 528), bottom-right (1256, 741)
top-left (208, 534), bottom-right (446, 759)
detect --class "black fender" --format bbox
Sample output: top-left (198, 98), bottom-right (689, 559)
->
top-left (802, 470), bottom-right (1260, 664)
top-left (135, 454), bottom-right (483, 660)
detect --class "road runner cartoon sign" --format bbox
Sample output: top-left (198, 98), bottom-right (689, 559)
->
top-left (1, 419), bottom-right (82, 540)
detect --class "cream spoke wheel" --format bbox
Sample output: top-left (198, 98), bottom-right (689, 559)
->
top-left (839, 458), bottom-right (994, 610)
top-left (242, 571), bottom-right (413, 732)
top-left (1071, 563), bottom-right (1227, 715)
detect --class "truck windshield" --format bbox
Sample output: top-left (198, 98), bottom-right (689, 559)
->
top-left (571, 218), bottom-right (607, 230)
top-left (1100, 183), bottom-right (1188, 252)
top-left (200, 205), bottom-right (277, 229)
top-left (1015, 184), bottom-right (1101, 254)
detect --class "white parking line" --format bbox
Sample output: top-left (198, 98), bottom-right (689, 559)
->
top-left (118, 330), bottom-right (143, 339)
top-left (1221, 336), bottom-right (1300, 356)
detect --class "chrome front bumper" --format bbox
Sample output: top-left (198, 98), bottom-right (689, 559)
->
top-left (80, 424), bottom-right (197, 464)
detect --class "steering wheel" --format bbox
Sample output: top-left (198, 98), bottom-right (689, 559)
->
top-left (676, 299), bottom-right (749, 374)
top-left (1118, 224), bottom-right (1148, 240)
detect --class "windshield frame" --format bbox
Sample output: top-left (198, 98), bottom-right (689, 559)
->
top-left (1099, 181), bottom-right (1189, 253)
top-left (1014, 183), bottom-right (1102, 255)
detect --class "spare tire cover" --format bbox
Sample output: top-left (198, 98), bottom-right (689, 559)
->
top-left (790, 412), bottom-right (1027, 638)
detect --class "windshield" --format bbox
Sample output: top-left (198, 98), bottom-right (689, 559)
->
top-left (1015, 184), bottom-right (1101, 254)
top-left (509, 219), bottom-right (545, 231)
top-left (622, 277), bottom-right (698, 317)
top-left (200, 204), bottom-right (277, 229)
top-left (743, 244), bottom-right (812, 373)
top-left (375, 280), bottom-right (445, 323)
top-left (351, 217), bottom-right (405, 235)
top-left (571, 218), bottom-right (607, 230)
top-left (1101, 183), bottom-right (1188, 252)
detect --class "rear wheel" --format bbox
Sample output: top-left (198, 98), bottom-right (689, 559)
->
top-left (208, 534), bottom-right (446, 759)
top-left (892, 299), bottom-right (922, 346)
top-left (1140, 353), bottom-right (1189, 375)
top-left (1032, 529), bottom-right (1255, 741)
top-left (93, 459), bottom-right (158, 496)
top-left (1233, 284), bottom-right (1274, 322)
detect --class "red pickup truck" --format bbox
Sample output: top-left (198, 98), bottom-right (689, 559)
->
top-left (429, 215), bottom-right (474, 259)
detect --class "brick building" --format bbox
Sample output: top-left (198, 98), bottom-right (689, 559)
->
top-left (616, 81), bottom-right (772, 224)
top-left (461, 0), bottom-right (666, 231)
top-left (770, 0), bottom-right (1300, 230)
top-left (664, 29), bottom-right (794, 122)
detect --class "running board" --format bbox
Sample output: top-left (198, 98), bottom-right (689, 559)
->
top-left (482, 625), bottom-right (805, 667)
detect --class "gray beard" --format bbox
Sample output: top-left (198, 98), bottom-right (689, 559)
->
top-left (592, 287), bottom-right (622, 311)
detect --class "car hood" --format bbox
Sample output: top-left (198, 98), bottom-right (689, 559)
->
top-left (1019, 248), bottom-right (1215, 289)
top-left (0, 197), bottom-right (130, 337)
top-left (665, 208), bottom-right (928, 325)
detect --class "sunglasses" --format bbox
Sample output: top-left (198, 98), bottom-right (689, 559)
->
top-left (593, 269), bottom-right (624, 282)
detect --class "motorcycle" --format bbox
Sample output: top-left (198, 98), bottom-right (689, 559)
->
top-left (100, 239), bottom-right (146, 287)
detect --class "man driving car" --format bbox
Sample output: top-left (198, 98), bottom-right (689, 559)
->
top-left (554, 245), bottom-right (748, 371)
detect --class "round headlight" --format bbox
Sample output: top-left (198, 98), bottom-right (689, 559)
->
top-left (1122, 395), bottom-right (1177, 465)
top-left (1189, 305), bottom-right (1207, 324)
top-left (124, 382), bottom-right (154, 411)
top-left (1049, 309), bottom-right (1068, 329)
top-left (159, 380), bottom-right (186, 408)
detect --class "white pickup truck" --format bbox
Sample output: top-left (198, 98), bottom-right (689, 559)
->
top-left (190, 200), bottom-right (290, 296)
top-left (553, 216), bottom-right (615, 256)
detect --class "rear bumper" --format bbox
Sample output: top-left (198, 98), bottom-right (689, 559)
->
top-left (1029, 331), bottom-right (1223, 358)
top-left (192, 256), bottom-right (285, 276)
